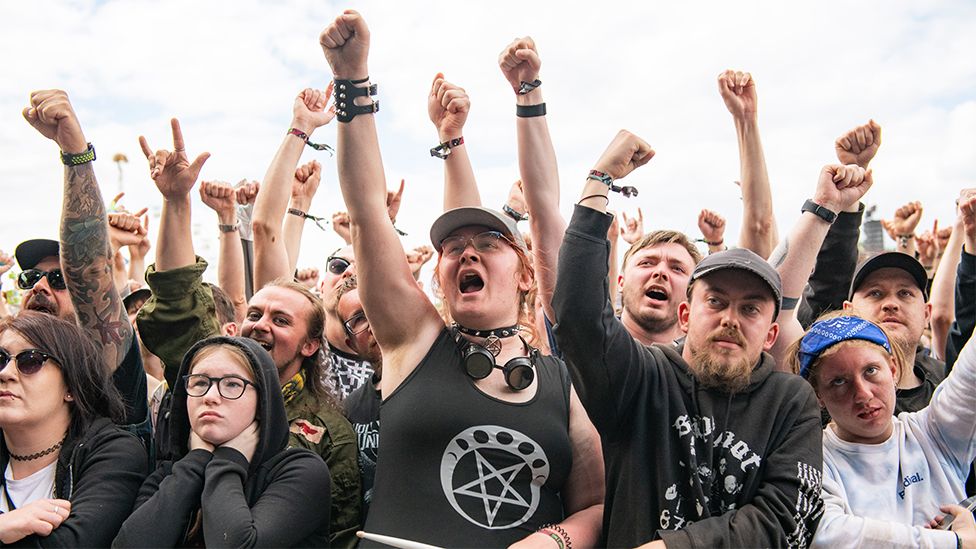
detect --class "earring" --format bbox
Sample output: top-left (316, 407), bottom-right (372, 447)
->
top-left (65, 392), bottom-right (73, 402)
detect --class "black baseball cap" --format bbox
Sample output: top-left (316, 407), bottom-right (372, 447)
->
top-left (850, 252), bottom-right (928, 301)
top-left (15, 239), bottom-right (60, 271)
top-left (429, 207), bottom-right (527, 252)
top-left (688, 248), bottom-right (783, 317)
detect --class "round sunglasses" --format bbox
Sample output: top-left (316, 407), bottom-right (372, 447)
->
top-left (0, 348), bottom-right (58, 376)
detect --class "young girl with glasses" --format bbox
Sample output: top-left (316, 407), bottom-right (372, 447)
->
top-left (785, 315), bottom-right (976, 549)
top-left (114, 336), bottom-right (332, 547)
top-left (0, 311), bottom-right (148, 545)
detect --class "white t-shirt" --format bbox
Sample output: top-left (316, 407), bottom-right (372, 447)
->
top-left (811, 335), bottom-right (976, 549)
top-left (0, 461), bottom-right (57, 513)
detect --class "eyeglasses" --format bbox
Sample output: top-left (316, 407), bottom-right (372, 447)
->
top-left (17, 269), bottom-right (67, 291)
top-left (440, 231), bottom-right (508, 258)
top-left (183, 374), bottom-right (255, 400)
top-left (0, 348), bottom-right (58, 376)
top-left (326, 256), bottom-right (352, 276)
top-left (342, 312), bottom-right (370, 336)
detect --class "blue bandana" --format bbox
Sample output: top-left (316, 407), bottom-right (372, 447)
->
top-left (798, 316), bottom-right (891, 378)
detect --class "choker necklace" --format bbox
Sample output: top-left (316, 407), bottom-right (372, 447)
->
top-left (453, 323), bottom-right (521, 357)
top-left (9, 435), bottom-right (67, 462)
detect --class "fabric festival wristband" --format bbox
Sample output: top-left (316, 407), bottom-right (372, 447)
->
top-left (287, 128), bottom-right (334, 154)
top-left (516, 103), bottom-right (546, 118)
top-left (430, 136), bottom-right (464, 159)
top-left (61, 143), bottom-right (96, 166)
top-left (587, 170), bottom-right (638, 198)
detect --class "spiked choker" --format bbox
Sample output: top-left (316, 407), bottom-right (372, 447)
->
top-left (453, 323), bottom-right (522, 357)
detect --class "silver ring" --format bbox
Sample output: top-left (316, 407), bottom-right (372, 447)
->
top-left (53, 505), bottom-right (59, 514)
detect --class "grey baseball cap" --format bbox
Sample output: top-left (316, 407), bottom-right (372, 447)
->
top-left (688, 248), bottom-right (783, 317)
top-left (429, 207), bottom-right (527, 252)
top-left (849, 251), bottom-right (928, 301)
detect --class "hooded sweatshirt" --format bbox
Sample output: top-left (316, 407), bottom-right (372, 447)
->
top-left (552, 205), bottom-right (824, 548)
top-left (113, 336), bottom-right (331, 548)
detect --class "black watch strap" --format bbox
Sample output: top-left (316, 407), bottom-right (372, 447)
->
top-left (801, 199), bottom-right (837, 224)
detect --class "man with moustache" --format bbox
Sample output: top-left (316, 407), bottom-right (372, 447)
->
top-left (553, 130), bottom-right (823, 548)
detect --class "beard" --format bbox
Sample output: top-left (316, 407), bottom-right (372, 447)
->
top-left (688, 327), bottom-right (754, 394)
top-left (622, 292), bottom-right (679, 334)
top-left (23, 292), bottom-right (60, 317)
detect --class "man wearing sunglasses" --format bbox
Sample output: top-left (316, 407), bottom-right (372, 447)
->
top-left (18, 90), bottom-right (149, 441)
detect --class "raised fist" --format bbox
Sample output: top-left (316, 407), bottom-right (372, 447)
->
top-left (296, 267), bottom-right (320, 289)
top-left (505, 180), bottom-right (528, 219)
top-left (292, 161), bottom-right (323, 204)
top-left (235, 180), bottom-right (261, 206)
top-left (620, 209), bottom-right (644, 245)
top-left (959, 188), bottom-right (976, 253)
top-left (835, 120), bottom-right (882, 168)
top-left (428, 74), bottom-right (470, 139)
top-left (880, 201), bottom-right (923, 239)
top-left (717, 70), bottom-right (757, 120)
top-left (406, 245), bottom-right (435, 276)
top-left (498, 37), bottom-right (541, 94)
top-left (592, 130), bottom-right (654, 181)
top-left (936, 222), bottom-right (952, 251)
top-left (200, 180), bottom-right (238, 219)
top-left (139, 118), bottom-right (210, 201)
top-left (319, 10), bottom-right (370, 80)
top-left (108, 207), bottom-right (149, 252)
top-left (812, 164), bottom-right (874, 214)
top-left (130, 214), bottom-right (151, 260)
top-left (698, 209), bottom-right (727, 243)
top-left (915, 231), bottom-right (937, 267)
top-left (22, 89), bottom-right (88, 153)
top-left (332, 211), bottom-right (352, 244)
top-left (293, 85), bottom-right (336, 132)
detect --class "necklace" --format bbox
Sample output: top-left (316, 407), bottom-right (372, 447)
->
top-left (453, 323), bottom-right (521, 357)
top-left (8, 435), bottom-right (66, 462)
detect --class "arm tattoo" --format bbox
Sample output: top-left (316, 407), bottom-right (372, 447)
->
top-left (768, 237), bottom-right (790, 269)
top-left (60, 164), bottom-right (132, 371)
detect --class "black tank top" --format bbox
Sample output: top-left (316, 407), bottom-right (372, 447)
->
top-left (363, 329), bottom-right (573, 547)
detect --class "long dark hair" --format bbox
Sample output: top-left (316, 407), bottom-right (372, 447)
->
top-left (0, 311), bottom-right (125, 438)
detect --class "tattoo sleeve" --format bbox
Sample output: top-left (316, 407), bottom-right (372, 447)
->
top-left (60, 163), bottom-right (132, 372)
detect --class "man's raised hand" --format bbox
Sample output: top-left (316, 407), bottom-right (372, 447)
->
top-left (200, 180), bottom-right (238, 220)
top-left (332, 211), bottom-right (352, 244)
top-left (813, 165), bottom-right (874, 213)
top-left (880, 201), bottom-right (923, 240)
top-left (835, 120), bottom-right (882, 168)
top-left (593, 130), bottom-right (655, 181)
top-left (292, 160), bottom-right (323, 204)
top-left (108, 207), bottom-right (149, 252)
top-left (428, 73), bottom-right (470, 139)
top-left (235, 180), bottom-right (260, 206)
top-left (498, 37), bottom-right (541, 94)
top-left (319, 10), bottom-right (370, 80)
top-left (22, 90), bottom-right (88, 154)
top-left (139, 118), bottom-right (210, 201)
top-left (698, 209), bottom-right (727, 244)
top-left (293, 85), bottom-right (336, 133)
top-left (718, 70), bottom-right (758, 120)
top-left (620, 209), bottom-right (644, 245)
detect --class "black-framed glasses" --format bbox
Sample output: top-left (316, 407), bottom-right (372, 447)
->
top-left (17, 268), bottom-right (67, 291)
top-left (440, 231), bottom-right (508, 258)
top-left (0, 348), bottom-right (58, 376)
top-left (342, 312), bottom-right (369, 336)
top-left (183, 374), bottom-right (255, 400)
top-left (326, 256), bottom-right (352, 276)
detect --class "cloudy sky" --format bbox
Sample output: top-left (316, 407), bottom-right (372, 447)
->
top-left (2, 0), bottom-right (973, 284)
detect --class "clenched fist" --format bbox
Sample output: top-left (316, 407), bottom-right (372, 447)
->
top-left (592, 130), bottom-right (655, 181)
top-left (23, 89), bottom-right (88, 154)
top-left (718, 70), bottom-right (757, 120)
top-left (319, 10), bottom-right (370, 80)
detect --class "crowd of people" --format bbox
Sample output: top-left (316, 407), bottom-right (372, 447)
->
top-left (0, 8), bottom-right (973, 548)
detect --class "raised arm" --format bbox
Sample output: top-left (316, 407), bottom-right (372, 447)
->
top-left (718, 70), bottom-right (778, 259)
top-left (200, 180), bottom-right (247, 322)
top-left (697, 209), bottom-right (728, 254)
top-left (930, 214), bottom-right (965, 361)
top-left (945, 189), bottom-right (976, 371)
top-left (770, 165), bottom-right (873, 367)
top-left (108, 208), bottom-right (149, 293)
top-left (428, 74), bottom-right (480, 209)
top-left (126, 213), bottom-right (151, 285)
top-left (253, 87), bottom-right (335, 290)
top-left (881, 201), bottom-right (923, 257)
top-left (22, 90), bottom-right (132, 371)
top-left (320, 10), bottom-right (443, 395)
top-left (282, 160), bottom-right (324, 275)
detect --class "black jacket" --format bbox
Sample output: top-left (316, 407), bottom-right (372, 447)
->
top-left (553, 205), bottom-right (824, 548)
top-left (113, 337), bottom-right (331, 548)
top-left (0, 418), bottom-right (148, 547)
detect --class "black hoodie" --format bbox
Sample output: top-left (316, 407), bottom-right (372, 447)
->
top-left (113, 337), bottom-right (331, 548)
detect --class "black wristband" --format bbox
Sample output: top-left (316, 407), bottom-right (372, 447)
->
top-left (334, 80), bottom-right (379, 123)
top-left (502, 204), bottom-right (528, 222)
top-left (516, 103), bottom-right (546, 118)
top-left (61, 143), bottom-right (96, 166)
top-left (801, 199), bottom-right (837, 224)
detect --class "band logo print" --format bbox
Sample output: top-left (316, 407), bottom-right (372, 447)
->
top-left (441, 425), bottom-right (549, 529)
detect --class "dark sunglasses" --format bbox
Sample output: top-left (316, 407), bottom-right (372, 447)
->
top-left (17, 268), bottom-right (67, 291)
top-left (342, 312), bottom-right (369, 336)
top-left (326, 256), bottom-right (352, 276)
top-left (183, 374), bottom-right (255, 400)
top-left (0, 348), bottom-right (58, 376)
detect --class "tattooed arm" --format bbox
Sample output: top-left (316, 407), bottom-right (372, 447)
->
top-left (23, 90), bottom-right (131, 371)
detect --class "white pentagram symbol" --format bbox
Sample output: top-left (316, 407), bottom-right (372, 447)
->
top-left (441, 425), bottom-right (549, 529)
